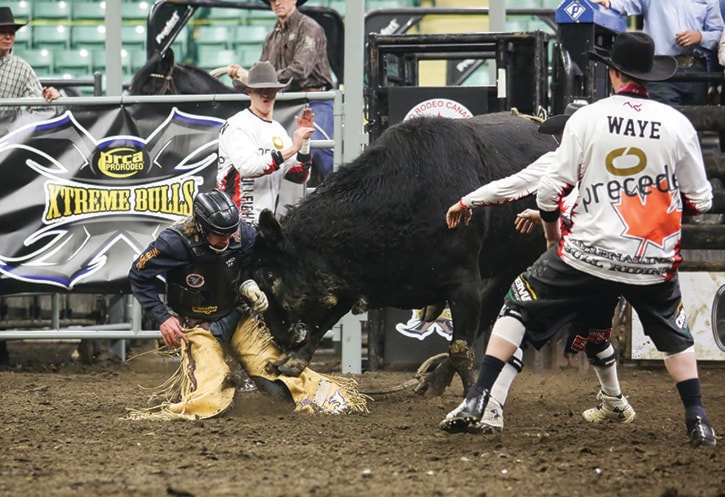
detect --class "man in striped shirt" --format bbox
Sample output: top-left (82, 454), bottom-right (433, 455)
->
top-left (0, 6), bottom-right (60, 102)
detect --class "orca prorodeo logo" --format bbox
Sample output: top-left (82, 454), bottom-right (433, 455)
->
top-left (95, 146), bottom-right (149, 178)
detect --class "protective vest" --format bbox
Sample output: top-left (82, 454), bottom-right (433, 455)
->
top-left (165, 226), bottom-right (242, 320)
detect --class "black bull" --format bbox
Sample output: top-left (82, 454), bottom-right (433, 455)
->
top-left (251, 112), bottom-right (557, 395)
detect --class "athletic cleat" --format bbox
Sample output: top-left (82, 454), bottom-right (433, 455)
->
top-left (471, 398), bottom-right (504, 434)
top-left (582, 390), bottom-right (636, 424)
top-left (687, 416), bottom-right (716, 447)
top-left (439, 388), bottom-right (489, 433)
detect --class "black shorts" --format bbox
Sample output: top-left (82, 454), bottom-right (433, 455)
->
top-left (502, 249), bottom-right (693, 354)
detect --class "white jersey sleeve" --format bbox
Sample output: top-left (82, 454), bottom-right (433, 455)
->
top-left (461, 152), bottom-right (553, 208)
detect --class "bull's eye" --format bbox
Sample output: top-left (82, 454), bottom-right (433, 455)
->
top-left (264, 272), bottom-right (275, 284)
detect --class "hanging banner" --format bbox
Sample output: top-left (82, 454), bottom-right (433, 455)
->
top-left (0, 99), bottom-right (305, 295)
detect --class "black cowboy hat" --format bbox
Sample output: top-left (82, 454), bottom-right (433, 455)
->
top-left (538, 100), bottom-right (589, 135)
top-left (241, 61), bottom-right (290, 90)
top-left (587, 31), bottom-right (677, 82)
top-left (260, 0), bottom-right (308, 6)
top-left (0, 6), bottom-right (28, 31)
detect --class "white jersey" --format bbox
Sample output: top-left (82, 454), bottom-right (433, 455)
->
top-left (537, 94), bottom-right (713, 285)
top-left (217, 109), bottom-right (308, 223)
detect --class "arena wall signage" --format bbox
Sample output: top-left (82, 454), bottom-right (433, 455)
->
top-left (0, 101), bottom-right (305, 295)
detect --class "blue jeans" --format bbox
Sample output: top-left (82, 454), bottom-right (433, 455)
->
top-left (309, 99), bottom-right (334, 181)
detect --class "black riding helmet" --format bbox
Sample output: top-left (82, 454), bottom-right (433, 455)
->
top-left (193, 190), bottom-right (239, 236)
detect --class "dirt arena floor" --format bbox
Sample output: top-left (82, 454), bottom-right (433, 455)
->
top-left (1, 340), bottom-right (723, 497)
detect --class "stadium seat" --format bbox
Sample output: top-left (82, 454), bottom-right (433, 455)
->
top-left (207, 6), bottom-right (247, 23)
top-left (32, 26), bottom-right (70, 50)
top-left (527, 18), bottom-right (556, 34)
top-left (246, 8), bottom-right (277, 26)
top-left (121, 2), bottom-right (150, 21)
top-left (72, 2), bottom-right (106, 21)
top-left (13, 25), bottom-right (32, 49)
top-left (196, 48), bottom-right (238, 71)
top-left (54, 48), bottom-right (94, 78)
top-left (129, 48), bottom-right (148, 72)
top-left (235, 25), bottom-right (268, 46)
top-left (121, 25), bottom-right (147, 49)
top-left (366, 0), bottom-right (401, 11)
top-left (195, 25), bottom-right (234, 50)
top-left (13, 1), bottom-right (31, 22)
top-left (505, 18), bottom-right (532, 32)
top-left (461, 63), bottom-right (492, 87)
top-left (236, 46), bottom-right (261, 67)
top-left (13, 48), bottom-right (55, 77)
top-left (32, 1), bottom-right (72, 20)
top-left (71, 25), bottom-right (106, 50)
top-left (328, 0), bottom-right (346, 16)
top-left (91, 48), bottom-right (132, 75)
top-left (506, 0), bottom-right (543, 7)
top-left (91, 48), bottom-right (106, 73)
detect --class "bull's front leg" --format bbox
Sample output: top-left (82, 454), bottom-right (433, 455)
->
top-left (274, 324), bottom-right (324, 376)
top-left (447, 338), bottom-right (475, 393)
top-left (445, 284), bottom-right (481, 396)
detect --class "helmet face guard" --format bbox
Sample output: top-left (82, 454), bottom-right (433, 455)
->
top-left (193, 190), bottom-right (240, 236)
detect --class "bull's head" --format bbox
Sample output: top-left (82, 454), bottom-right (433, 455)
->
top-left (250, 210), bottom-right (355, 351)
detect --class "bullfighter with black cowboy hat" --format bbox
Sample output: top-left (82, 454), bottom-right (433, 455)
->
top-left (441, 31), bottom-right (716, 447)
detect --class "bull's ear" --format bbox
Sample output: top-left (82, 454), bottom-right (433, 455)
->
top-left (257, 209), bottom-right (284, 247)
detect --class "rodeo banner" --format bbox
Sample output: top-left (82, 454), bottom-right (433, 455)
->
top-left (0, 98), bottom-right (306, 295)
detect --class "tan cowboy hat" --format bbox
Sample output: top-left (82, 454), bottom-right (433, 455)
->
top-left (241, 61), bottom-right (290, 90)
top-left (587, 31), bottom-right (677, 82)
top-left (0, 7), bottom-right (28, 31)
top-left (538, 100), bottom-right (589, 135)
top-left (260, 0), bottom-right (308, 6)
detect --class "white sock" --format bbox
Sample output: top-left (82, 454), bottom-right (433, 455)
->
top-left (489, 347), bottom-right (523, 407)
top-left (592, 345), bottom-right (621, 397)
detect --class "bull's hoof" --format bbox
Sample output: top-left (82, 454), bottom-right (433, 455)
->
top-left (275, 357), bottom-right (307, 377)
top-left (448, 340), bottom-right (474, 370)
top-left (413, 359), bottom-right (456, 397)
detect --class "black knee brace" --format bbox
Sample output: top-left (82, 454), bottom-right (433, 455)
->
top-left (585, 342), bottom-right (617, 368)
top-left (507, 352), bottom-right (524, 373)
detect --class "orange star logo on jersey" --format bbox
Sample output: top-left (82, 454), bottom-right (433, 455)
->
top-left (613, 178), bottom-right (681, 257)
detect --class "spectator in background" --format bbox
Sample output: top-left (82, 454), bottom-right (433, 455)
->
top-left (0, 6), bottom-right (60, 102)
top-left (704, 0), bottom-right (725, 105)
top-left (217, 61), bottom-right (314, 224)
top-left (228, 0), bottom-right (334, 186)
top-left (593, 0), bottom-right (724, 106)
